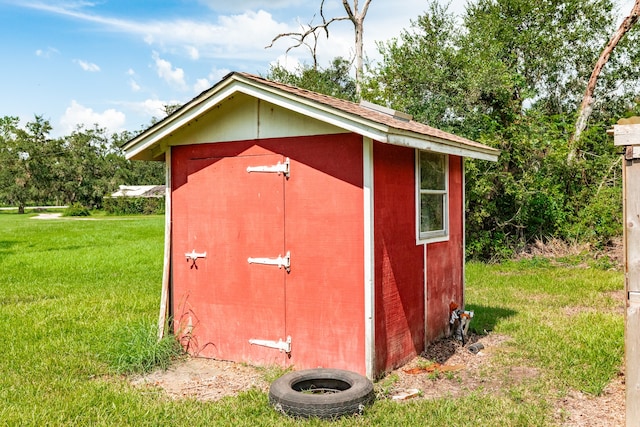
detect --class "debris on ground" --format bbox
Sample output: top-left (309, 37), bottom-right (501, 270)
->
top-left (403, 363), bottom-right (464, 375)
top-left (391, 389), bottom-right (420, 400)
top-left (128, 332), bottom-right (624, 425)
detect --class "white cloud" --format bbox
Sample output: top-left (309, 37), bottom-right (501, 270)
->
top-left (197, 0), bottom-right (303, 12)
top-left (152, 51), bottom-right (187, 90)
top-left (193, 78), bottom-right (210, 94)
top-left (208, 67), bottom-right (232, 83)
top-left (35, 47), bottom-right (59, 58)
top-left (137, 99), bottom-right (167, 117)
top-left (21, 3), bottom-right (293, 62)
top-left (74, 59), bottom-right (100, 72)
top-left (20, 1), bottom-right (440, 75)
top-left (186, 46), bottom-right (200, 60)
top-left (129, 79), bottom-right (141, 92)
top-left (60, 100), bottom-right (126, 134)
top-left (192, 67), bottom-right (232, 93)
top-left (125, 68), bottom-right (141, 92)
top-left (272, 54), bottom-right (301, 72)
top-left (126, 99), bottom-right (180, 118)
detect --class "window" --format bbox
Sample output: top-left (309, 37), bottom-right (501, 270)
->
top-left (417, 151), bottom-right (448, 242)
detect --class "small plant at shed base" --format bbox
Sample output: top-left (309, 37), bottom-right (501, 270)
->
top-left (376, 373), bottom-right (399, 398)
top-left (108, 321), bottom-right (183, 374)
top-left (257, 365), bottom-right (293, 384)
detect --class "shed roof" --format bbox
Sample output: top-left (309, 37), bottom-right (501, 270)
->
top-left (123, 72), bottom-right (499, 162)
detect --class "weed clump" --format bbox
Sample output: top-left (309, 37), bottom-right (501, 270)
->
top-left (108, 321), bottom-right (183, 374)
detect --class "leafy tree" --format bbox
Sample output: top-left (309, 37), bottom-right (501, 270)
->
top-left (368, 0), bottom-right (637, 259)
top-left (267, 57), bottom-right (358, 101)
top-left (0, 118), bottom-right (164, 211)
top-left (56, 126), bottom-right (164, 209)
top-left (0, 117), bottom-right (24, 211)
top-left (0, 116), bottom-right (55, 213)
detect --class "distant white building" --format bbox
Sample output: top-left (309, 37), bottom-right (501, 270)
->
top-left (110, 185), bottom-right (165, 198)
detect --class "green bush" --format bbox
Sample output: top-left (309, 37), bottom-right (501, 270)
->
top-left (103, 196), bottom-right (165, 215)
top-left (568, 186), bottom-right (623, 245)
top-left (62, 202), bottom-right (90, 217)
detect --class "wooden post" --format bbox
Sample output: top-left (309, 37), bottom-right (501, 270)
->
top-left (612, 118), bottom-right (640, 427)
top-left (158, 149), bottom-right (172, 340)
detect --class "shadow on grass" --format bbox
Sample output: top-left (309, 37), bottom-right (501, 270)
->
top-left (466, 304), bottom-right (517, 335)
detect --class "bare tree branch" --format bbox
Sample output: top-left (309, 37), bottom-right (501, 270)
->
top-left (568, 0), bottom-right (640, 162)
top-left (266, 0), bottom-right (372, 98)
top-left (265, 12), bottom-right (349, 69)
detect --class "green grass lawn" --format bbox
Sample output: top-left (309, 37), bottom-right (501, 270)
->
top-left (0, 212), bottom-right (624, 426)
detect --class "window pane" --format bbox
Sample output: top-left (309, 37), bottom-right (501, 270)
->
top-left (421, 194), bottom-right (444, 232)
top-left (420, 151), bottom-right (445, 190)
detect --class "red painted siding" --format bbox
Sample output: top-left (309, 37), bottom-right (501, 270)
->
top-left (171, 134), bottom-right (365, 373)
top-left (373, 142), bottom-right (425, 375)
top-left (426, 155), bottom-right (464, 341)
top-left (171, 142), bottom-right (288, 365)
top-left (284, 133), bottom-right (365, 374)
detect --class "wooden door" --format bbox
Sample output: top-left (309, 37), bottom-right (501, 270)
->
top-left (174, 153), bottom-right (287, 366)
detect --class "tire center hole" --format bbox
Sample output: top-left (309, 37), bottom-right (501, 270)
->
top-left (292, 379), bottom-right (352, 395)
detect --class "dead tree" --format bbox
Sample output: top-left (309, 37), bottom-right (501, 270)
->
top-left (266, 17), bottom-right (325, 69)
top-left (569, 0), bottom-right (640, 161)
top-left (266, 0), bottom-right (372, 98)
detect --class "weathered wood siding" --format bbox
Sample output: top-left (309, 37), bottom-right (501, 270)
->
top-left (426, 155), bottom-right (464, 342)
top-left (171, 134), bottom-right (366, 373)
top-left (373, 142), bottom-right (425, 374)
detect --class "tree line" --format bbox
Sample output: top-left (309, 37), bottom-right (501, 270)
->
top-left (0, 115), bottom-right (163, 213)
top-left (268, 0), bottom-right (639, 259)
top-left (2, 0), bottom-right (637, 260)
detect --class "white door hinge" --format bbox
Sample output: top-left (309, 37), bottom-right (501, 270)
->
top-left (246, 157), bottom-right (290, 177)
top-left (248, 251), bottom-right (290, 272)
top-left (249, 336), bottom-right (291, 353)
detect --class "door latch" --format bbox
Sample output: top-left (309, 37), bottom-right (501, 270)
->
top-left (185, 250), bottom-right (206, 269)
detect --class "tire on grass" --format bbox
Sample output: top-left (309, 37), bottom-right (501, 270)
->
top-left (268, 368), bottom-right (375, 419)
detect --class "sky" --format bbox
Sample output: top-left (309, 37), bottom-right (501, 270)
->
top-left (0, 0), bottom-right (634, 138)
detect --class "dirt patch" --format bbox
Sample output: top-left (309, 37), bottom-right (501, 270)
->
top-left (379, 334), bottom-right (522, 400)
top-left (130, 357), bottom-right (269, 401)
top-left (554, 371), bottom-right (625, 427)
top-left (129, 334), bottom-right (624, 425)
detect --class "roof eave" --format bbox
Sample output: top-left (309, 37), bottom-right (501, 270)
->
top-left (227, 75), bottom-right (500, 161)
top-left (387, 132), bottom-right (500, 162)
top-left (122, 76), bottom-right (240, 160)
top-left (123, 72), bottom-right (500, 162)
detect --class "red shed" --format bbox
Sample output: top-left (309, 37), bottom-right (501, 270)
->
top-left (123, 72), bottom-right (499, 379)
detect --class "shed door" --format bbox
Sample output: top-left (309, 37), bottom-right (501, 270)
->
top-left (180, 153), bottom-right (286, 365)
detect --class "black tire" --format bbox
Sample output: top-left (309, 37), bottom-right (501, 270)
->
top-left (268, 368), bottom-right (375, 419)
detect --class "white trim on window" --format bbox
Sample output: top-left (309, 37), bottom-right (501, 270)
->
top-left (416, 150), bottom-right (449, 244)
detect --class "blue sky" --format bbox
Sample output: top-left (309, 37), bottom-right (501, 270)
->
top-left (0, 0), bottom-right (633, 137)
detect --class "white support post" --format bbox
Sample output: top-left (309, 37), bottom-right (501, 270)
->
top-left (363, 137), bottom-right (375, 379)
top-left (158, 149), bottom-right (172, 340)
